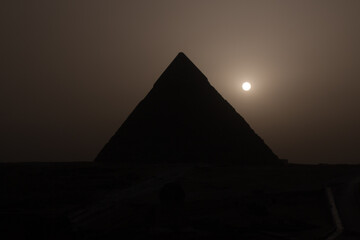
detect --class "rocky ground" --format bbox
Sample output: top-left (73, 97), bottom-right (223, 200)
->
top-left (1, 162), bottom-right (360, 239)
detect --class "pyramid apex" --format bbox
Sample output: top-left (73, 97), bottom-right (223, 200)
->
top-left (176, 52), bottom-right (186, 57)
top-left (173, 52), bottom-right (191, 62)
top-left (153, 52), bottom-right (207, 88)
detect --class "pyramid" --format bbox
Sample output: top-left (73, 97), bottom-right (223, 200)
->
top-left (95, 52), bottom-right (280, 164)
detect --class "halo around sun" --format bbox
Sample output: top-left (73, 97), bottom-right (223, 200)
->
top-left (242, 82), bottom-right (251, 91)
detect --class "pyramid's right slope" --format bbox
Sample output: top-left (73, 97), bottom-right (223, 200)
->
top-left (96, 53), bottom-right (281, 164)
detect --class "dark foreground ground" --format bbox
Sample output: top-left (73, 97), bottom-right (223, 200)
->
top-left (1, 162), bottom-right (360, 239)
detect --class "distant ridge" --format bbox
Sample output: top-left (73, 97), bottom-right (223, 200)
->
top-left (95, 52), bottom-right (280, 164)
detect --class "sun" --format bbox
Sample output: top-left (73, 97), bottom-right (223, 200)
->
top-left (242, 82), bottom-right (251, 91)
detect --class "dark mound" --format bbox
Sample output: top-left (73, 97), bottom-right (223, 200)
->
top-left (95, 52), bottom-right (280, 164)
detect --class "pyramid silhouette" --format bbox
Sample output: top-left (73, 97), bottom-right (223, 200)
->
top-left (95, 53), bottom-right (280, 164)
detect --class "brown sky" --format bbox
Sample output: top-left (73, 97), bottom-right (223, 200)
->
top-left (1, 0), bottom-right (360, 164)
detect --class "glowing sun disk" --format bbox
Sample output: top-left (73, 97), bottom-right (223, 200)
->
top-left (242, 82), bottom-right (251, 91)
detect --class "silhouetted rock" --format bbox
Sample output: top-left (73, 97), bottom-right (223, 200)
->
top-left (159, 182), bottom-right (186, 208)
top-left (95, 52), bottom-right (280, 164)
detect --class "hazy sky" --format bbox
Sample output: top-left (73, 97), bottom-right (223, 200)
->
top-left (1, 0), bottom-right (360, 164)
